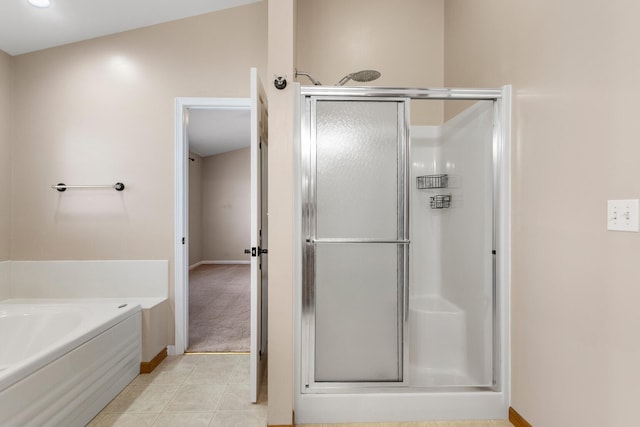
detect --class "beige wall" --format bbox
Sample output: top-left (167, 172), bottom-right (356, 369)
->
top-left (446, 1), bottom-right (640, 426)
top-left (201, 148), bottom-right (251, 262)
top-left (189, 147), bottom-right (252, 265)
top-left (9, 2), bottom-right (267, 340)
top-left (0, 50), bottom-right (11, 261)
top-left (8, 2), bottom-right (638, 425)
top-left (267, 0), bottom-right (296, 424)
top-left (296, 0), bottom-right (444, 125)
top-left (188, 152), bottom-right (203, 266)
top-left (270, 1), bottom-right (444, 423)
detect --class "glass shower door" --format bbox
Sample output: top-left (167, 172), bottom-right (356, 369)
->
top-left (303, 98), bottom-right (409, 386)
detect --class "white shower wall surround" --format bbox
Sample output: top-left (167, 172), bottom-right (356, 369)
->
top-left (295, 86), bottom-right (511, 424)
top-left (410, 101), bottom-right (495, 388)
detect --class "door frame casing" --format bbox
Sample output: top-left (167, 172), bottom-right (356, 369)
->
top-left (173, 96), bottom-right (252, 356)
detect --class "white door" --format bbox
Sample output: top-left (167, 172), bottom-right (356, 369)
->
top-left (249, 68), bottom-right (268, 403)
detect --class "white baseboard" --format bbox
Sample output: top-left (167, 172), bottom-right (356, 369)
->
top-left (167, 345), bottom-right (179, 356)
top-left (207, 260), bottom-right (250, 265)
top-left (191, 260), bottom-right (250, 268)
top-left (189, 261), bottom-right (204, 270)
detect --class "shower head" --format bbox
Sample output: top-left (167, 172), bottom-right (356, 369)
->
top-left (295, 69), bottom-right (322, 85)
top-left (336, 69), bottom-right (381, 86)
top-left (295, 68), bottom-right (382, 86)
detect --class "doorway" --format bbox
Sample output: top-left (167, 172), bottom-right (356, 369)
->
top-left (174, 66), bottom-right (268, 403)
top-left (186, 117), bottom-right (252, 352)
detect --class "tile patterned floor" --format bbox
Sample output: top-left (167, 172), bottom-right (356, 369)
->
top-left (88, 354), bottom-right (513, 427)
top-left (87, 353), bottom-right (266, 427)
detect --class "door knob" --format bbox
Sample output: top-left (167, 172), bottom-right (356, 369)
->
top-left (244, 247), bottom-right (267, 256)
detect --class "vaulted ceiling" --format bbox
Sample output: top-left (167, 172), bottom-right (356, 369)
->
top-left (0, 0), bottom-right (261, 56)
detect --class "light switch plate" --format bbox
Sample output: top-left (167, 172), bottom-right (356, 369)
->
top-left (607, 199), bottom-right (640, 232)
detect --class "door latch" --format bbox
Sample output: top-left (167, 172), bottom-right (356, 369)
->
top-left (244, 247), bottom-right (268, 257)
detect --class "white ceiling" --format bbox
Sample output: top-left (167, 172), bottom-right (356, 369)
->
top-left (0, 0), bottom-right (260, 56)
top-left (187, 108), bottom-right (251, 158)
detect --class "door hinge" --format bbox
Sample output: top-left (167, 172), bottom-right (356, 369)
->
top-left (182, 237), bottom-right (185, 245)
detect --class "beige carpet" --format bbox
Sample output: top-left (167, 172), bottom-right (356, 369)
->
top-left (188, 264), bottom-right (250, 352)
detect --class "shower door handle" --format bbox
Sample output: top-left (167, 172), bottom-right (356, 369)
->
top-left (311, 239), bottom-right (410, 244)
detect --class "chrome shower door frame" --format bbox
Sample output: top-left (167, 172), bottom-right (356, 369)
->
top-left (298, 86), bottom-right (510, 401)
top-left (301, 95), bottom-right (410, 392)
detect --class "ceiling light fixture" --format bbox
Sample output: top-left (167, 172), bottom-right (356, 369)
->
top-left (28, 0), bottom-right (51, 8)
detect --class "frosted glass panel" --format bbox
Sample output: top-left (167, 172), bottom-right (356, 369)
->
top-left (315, 244), bottom-right (401, 382)
top-left (315, 101), bottom-right (399, 239)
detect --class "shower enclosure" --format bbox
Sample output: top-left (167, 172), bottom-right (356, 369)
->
top-left (295, 86), bottom-right (511, 423)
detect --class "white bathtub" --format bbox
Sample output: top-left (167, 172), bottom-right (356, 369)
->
top-left (0, 299), bottom-right (142, 427)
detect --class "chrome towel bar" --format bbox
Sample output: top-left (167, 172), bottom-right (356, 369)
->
top-left (52, 182), bottom-right (125, 192)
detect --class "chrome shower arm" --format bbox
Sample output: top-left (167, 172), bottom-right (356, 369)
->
top-left (295, 69), bottom-right (322, 85)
